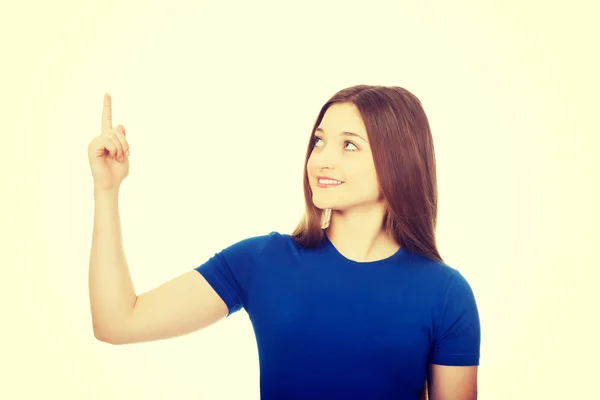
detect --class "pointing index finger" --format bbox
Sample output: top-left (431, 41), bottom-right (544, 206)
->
top-left (102, 93), bottom-right (112, 134)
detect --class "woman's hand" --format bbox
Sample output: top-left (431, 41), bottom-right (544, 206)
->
top-left (88, 93), bottom-right (130, 192)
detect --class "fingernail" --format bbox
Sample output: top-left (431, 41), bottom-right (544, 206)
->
top-left (126, 149), bottom-right (130, 156)
top-left (119, 156), bottom-right (123, 162)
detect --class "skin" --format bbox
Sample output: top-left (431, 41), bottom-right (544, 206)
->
top-left (306, 102), bottom-right (478, 399)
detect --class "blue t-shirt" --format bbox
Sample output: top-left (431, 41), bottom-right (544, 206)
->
top-left (195, 231), bottom-right (480, 399)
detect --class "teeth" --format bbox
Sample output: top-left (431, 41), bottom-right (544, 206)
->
top-left (319, 179), bottom-right (342, 185)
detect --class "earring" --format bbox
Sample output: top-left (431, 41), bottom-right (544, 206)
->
top-left (321, 208), bottom-right (332, 229)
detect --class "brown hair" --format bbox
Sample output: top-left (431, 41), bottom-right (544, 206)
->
top-left (291, 84), bottom-right (442, 265)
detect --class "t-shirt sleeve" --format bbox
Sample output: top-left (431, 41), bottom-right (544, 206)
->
top-left (194, 232), bottom-right (275, 317)
top-left (430, 270), bottom-right (481, 366)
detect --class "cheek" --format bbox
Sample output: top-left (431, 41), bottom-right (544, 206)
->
top-left (306, 155), bottom-right (314, 172)
top-left (353, 167), bottom-right (381, 194)
top-left (350, 163), bottom-right (378, 183)
top-left (306, 159), bottom-right (316, 184)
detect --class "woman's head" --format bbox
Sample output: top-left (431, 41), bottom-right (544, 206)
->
top-left (306, 102), bottom-right (383, 213)
top-left (291, 85), bottom-right (442, 262)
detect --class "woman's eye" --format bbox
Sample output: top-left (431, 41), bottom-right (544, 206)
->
top-left (313, 137), bottom-right (323, 147)
top-left (345, 141), bottom-right (358, 151)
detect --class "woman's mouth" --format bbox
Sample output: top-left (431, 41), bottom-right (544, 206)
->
top-left (316, 177), bottom-right (344, 188)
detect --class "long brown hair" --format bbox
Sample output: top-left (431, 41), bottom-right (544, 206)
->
top-left (291, 84), bottom-right (442, 264)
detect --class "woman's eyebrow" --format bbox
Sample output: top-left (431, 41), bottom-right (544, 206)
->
top-left (314, 127), bottom-right (368, 143)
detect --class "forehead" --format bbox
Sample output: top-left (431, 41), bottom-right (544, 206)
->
top-left (318, 103), bottom-right (367, 134)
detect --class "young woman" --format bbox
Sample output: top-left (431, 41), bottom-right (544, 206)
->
top-left (88, 85), bottom-right (480, 400)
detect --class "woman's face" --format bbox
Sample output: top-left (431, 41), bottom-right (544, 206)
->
top-left (307, 102), bottom-right (383, 212)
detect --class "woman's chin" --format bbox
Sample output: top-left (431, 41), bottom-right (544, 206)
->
top-left (312, 197), bottom-right (335, 210)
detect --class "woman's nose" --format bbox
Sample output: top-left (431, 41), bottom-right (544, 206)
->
top-left (313, 145), bottom-right (340, 170)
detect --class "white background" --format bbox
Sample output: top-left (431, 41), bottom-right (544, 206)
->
top-left (2, 0), bottom-right (598, 398)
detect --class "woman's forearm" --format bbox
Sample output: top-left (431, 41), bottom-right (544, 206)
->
top-left (88, 188), bottom-right (137, 342)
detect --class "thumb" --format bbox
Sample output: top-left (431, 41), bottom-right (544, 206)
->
top-left (89, 135), bottom-right (117, 159)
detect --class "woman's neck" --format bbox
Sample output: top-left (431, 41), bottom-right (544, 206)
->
top-left (326, 206), bottom-right (400, 262)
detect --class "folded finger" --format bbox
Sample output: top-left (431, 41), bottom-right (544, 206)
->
top-left (115, 125), bottom-right (130, 156)
top-left (109, 131), bottom-right (124, 161)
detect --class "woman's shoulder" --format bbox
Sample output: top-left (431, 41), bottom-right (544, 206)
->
top-left (263, 231), bottom-right (306, 254)
top-left (222, 231), bottom-right (301, 256)
top-left (243, 231), bottom-right (318, 261)
top-left (395, 251), bottom-right (472, 291)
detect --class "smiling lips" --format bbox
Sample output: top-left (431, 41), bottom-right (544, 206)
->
top-left (316, 176), bottom-right (344, 188)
